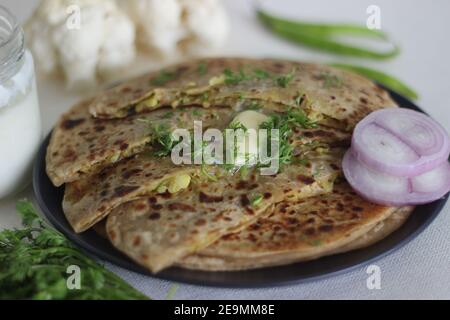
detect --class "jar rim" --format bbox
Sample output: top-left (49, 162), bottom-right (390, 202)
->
top-left (0, 5), bottom-right (20, 50)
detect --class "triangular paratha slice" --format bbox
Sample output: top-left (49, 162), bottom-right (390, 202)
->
top-left (89, 58), bottom-right (397, 131)
top-left (177, 182), bottom-right (411, 271)
top-left (46, 102), bottom-right (233, 186)
top-left (105, 154), bottom-right (342, 273)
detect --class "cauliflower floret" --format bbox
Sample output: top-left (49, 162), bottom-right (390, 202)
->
top-left (25, 0), bottom-right (136, 90)
top-left (97, 10), bottom-right (136, 78)
top-left (120, 0), bottom-right (229, 55)
top-left (180, 0), bottom-right (229, 53)
top-left (120, 0), bottom-right (183, 54)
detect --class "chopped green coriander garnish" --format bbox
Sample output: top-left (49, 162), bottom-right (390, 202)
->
top-left (200, 164), bottom-right (218, 182)
top-left (150, 70), bottom-right (177, 86)
top-left (197, 62), bottom-right (208, 75)
top-left (250, 193), bottom-right (264, 207)
top-left (259, 108), bottom-right (316, 168)
top-left (228, 121), bottom-right (248, 132)
top-left (319, 72), bottom-right (343, 88)
top-left (162, 111), bottom-right (174, 119)
top-left (285, 108), bottom-right (317, 129)
top-left (149, 123), bottom-right (178, 157)
top-left (276, 68), bottom-right (296, 88)
top-left (245, 101), bottom-right (262, 110)
top-left (253, 68), bottom-right (271, 79)
top-left (201, 92), bottom-right (210, 101)
top-left (309, 239), bottom-right (323, 246)
top-left (223, 68), bottom-right (250, 85)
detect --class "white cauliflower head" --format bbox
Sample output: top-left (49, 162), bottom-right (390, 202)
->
top-left (120, 0), bottom-right (183, 54)
top-left (26, 0), bottom-right (136, 90)
top-left (180, 0), bottom-right (229, 53)
top-left (120, 0), bottom-right (229, 55)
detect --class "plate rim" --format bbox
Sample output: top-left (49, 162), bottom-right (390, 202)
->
top-left (33, 88), bottom-right (449, 288)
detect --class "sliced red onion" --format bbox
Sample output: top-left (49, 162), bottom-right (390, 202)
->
top-left (343, 150), bottom-right (450, 206)
top-left (352, 108), bottom-right (450, 176)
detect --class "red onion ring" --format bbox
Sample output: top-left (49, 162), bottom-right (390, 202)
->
top-left (343, 150), bottom-right (450, 206)
top-left (352, 108), bottom-right (450, 177)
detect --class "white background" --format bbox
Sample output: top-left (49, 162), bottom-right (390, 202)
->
top-left (1, 0), bottom-right (449, 299)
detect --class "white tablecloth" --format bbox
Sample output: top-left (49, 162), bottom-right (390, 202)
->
top-left (1, 0), bottom-right (449, 299)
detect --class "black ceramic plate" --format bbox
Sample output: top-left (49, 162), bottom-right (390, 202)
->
top-left (33, 88), bottom-right (449, 288)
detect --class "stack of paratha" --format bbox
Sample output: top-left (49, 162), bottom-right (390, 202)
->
top-left (46, 58), bottom-right (413, 273)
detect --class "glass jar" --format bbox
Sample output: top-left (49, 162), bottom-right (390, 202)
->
top-left (0, 5), bottom-right (41, 199)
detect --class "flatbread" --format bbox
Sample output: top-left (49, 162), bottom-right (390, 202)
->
top-left (105, 152), bottom-right (343, 273)
top-left (62, 98), bottom-right (350, 233)
top-left (89, 58), bottom-right (397, 130)
top-left (92, 202), bottom-right (412, 271)
top-left (63, 154), bottom-right (197, 233)
top-left (177, 182), bottom-right (409, 271)
top-left (46, 102), bottom-right (233, 186)
top-left (178, 206), bottom-right (413, 271)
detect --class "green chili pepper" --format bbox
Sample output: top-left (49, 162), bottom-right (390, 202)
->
top-left (257, 10), bottom-right (400, 60)
top-left (329, 63), bottom-right (418, 100)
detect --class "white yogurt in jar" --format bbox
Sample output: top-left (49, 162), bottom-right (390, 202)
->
top-left (0, 6), bottom-right (42, 199)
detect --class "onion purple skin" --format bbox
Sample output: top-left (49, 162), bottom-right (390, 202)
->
top-left (351, 108), bottom-right (450, 177)
top-left (343, 150), bottom-right (450, 206)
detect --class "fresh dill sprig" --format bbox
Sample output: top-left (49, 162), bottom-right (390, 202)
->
top-left (319, 72), bottom-right (343, 88)
top-left (250, 193), bottom-right (264, 207)
top-left (148, 123), bottom-right (179, 157)
top-left (285, 108), bottom-right (317, 129)
top-left (162, 111), bottom-right (174, 119)
top-left (260, 113), bottom-right (294, 167)
top-left (276, 68), bottom-right (296, 88)
top-left (221, 67), bottom-right (297, 88)
top-left (253, 68), bottom-right (271, 79)
top-left (228, 121), bottom-right (248, 132)
top-left (197, 62), bottom-right (208, 75)
top-left (259, 108), bottom-right (316, 168)
top-left (0, 200), bottom-right (149, 300)
top-left (192, 109), bottom-right (203, 117)
top-left (200, 164), bottom-right (218, 182)
top-left (223, 68), bottom-right (251, 85)
top-left (150, 70), bottom-right (177, 86)
top-left (245, 101), bottom-right (262, 110)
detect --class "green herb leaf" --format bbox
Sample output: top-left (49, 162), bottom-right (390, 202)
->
top-left (245, 101), bottom-right (262, 110)
top-left (197, 62), bottom-right (208, 75)
top-left (139, 119), bottom-right (179, 157)
top-left (200, 164), bottom-right (218, 182)
top-left (223, 68), bottom-right (250, 85)
top-left (259, 108), bottom-right (316, 168)
top-left (150, 124), bottom-right (179, 157)
top-left (250, 193), bottom-right (264, 207)
top-left (253, 68), bottom-right (271, 79)
top-left (150, 70), bottom-right (177, 86)
top-left (0, 200), bottom-right (149, 300)
top-left (228, 121), bottom-right (248, 132)
top-left (318, 72), bottom-right (343, 89)
top-left (276, 68), bottom-right (296, 88)
top-left (162, 111), bottom-right (174, 119)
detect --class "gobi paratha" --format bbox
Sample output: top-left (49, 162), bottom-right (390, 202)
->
top-left (105, 151), bottom-right (343, 273)
top-left (178, 205), bottom-right (412, 271)
top-left (46, 102), bottom-right (233, 186)
top-left (89, 58), bottom-right (397, 131)
top-left (177, 182), bottom-right (411, 271)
